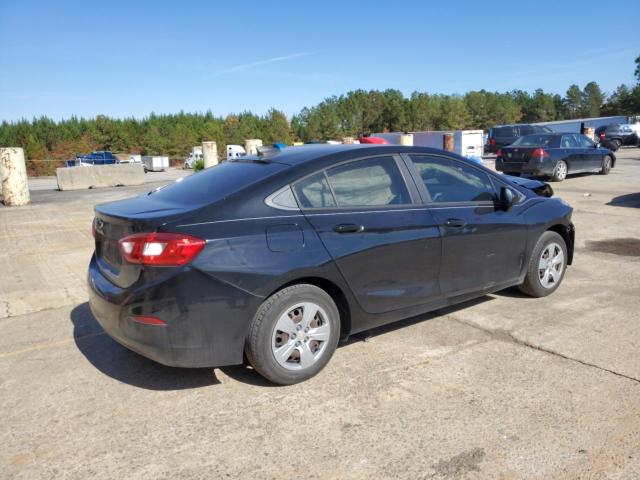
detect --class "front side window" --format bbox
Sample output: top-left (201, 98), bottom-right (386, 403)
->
top-left (410, 155), bottom-right (496, 203)
top-left (576, 135), bottom-right (594, 148)
top-left (293, 172), bottom-right (336, 208)
top-left (325, 156), bottom-right (410, 207)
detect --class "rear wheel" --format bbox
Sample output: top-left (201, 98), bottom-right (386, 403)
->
top-left (245, 284), bottom-right (340, 385)
top-left (519, 231), bottom-right (567, 297)
top-left (551, 160), bottom-right (567, 182)
top-left (611, 139), bottom-right (621, 151)
top-left (600, 155), bottom-right (612, 175)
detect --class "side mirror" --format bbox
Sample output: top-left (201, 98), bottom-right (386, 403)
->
top-left (500, 186), bottom-right (516, 211)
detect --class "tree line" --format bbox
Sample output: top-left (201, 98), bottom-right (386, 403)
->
top-left (1, 56), bottom-right (639, 175)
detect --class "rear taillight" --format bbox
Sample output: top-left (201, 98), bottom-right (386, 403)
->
top-left (599, 133), bottom-right (605, 140)
top-left (531, 148), bottom-right (550, 160)
top-left (496, 148), bottom-right (503, 159)
top-left (119, 232), bottom-right (205, 266)
top-left (489, 138), bottom-right (496, 145)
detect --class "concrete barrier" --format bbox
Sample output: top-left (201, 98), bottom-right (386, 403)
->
top-left (399, 133), bottom-right (414, 146)
top-left (1, 147), bottom-right (30, 206)
top-left (244, 139), bottom-right (263, 155)
top-left (56, 163), bottom-right (145, 191)
top-left (202, 141), bottom-right (218, 168)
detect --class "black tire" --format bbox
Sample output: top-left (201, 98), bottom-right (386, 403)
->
top-left (600, 155), bottom-right (612, 175)
top-left (245, 284), bottom-right (340, 385)
top-left (551, 160), bottom-right (567, 182)
top-left (611, 139), bottom-right (621, 151)
top-left (519, 231), bottom-right (568, 298)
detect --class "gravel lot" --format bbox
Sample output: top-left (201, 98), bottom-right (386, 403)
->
top-left (1, 149), bottom-right (639, 479)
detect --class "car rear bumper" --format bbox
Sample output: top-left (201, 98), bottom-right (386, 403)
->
top-left (87, 254), bottom-right (261, 368)
top-left (495, 159), bottom-right (555, 176)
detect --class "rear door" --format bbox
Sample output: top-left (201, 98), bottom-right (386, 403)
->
top-left (293, 154), bottom-right (442, 315)
top-left (405, 154), bottom-right (527, 295)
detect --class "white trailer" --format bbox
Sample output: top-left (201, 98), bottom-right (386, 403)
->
top-left (142, 155), bottom-right (169, 172)
top-left (374, 130), bottom-right (484, 163)
top-left (227, 145), bottom-right (246, 159)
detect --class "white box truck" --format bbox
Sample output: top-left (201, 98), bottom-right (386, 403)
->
top-left (142, 156), bottom-right (169, 172)
top-left (374, 130), bottom-right (484, 163)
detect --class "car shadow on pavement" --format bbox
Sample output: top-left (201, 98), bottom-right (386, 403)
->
top-left (70, 302), bottom-right (221, 391)
top-left (71, 296), bottom-right (498, 388)
top-left (607, 192), bottom-right (640, 208)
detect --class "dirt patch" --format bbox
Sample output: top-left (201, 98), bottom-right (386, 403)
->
top-left (585, 238), bottom-right (640, 257)
top-left (432, 448), bottom-right (486, 478)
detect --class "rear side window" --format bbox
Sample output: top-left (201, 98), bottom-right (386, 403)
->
top-left (293, 172), bottom-right (336, 208)
top-left (410, 155), bottom-right (496, 203)
top-left (560, 135), bottom-right (579, 148)
top-left (150, 161), bottom-right (286, 206)
top-left (326, 156), bottom-right (410, 207)
top-left (519, 125), bottom-right (534, 135)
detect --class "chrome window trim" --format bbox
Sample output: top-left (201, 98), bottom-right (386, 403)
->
top-left (264, 185), bottom-right (301, 211)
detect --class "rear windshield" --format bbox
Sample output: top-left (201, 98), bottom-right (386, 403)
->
top-left (149, 161), bottom-right (287, 205)
top-left (492, 127), bottom-right (515, 137)
top-left (511, 134), bottom-right (554, 147)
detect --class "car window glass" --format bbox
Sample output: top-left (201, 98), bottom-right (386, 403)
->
top-left (576, 135), bottom-right (593, 147)
top-left (561, 135), bottom-right (578, 148)
top-left (325, 156), bottom-right (410, 207)
top-left (494, 126), bottom-right (515, 137)
top-left (293, 172), bottom-right (336, 208)
top-left (512, 134), bottom-right (553, 147)
top-left (409, 155), bottom-right (496, 203)
top-left (519, 125), bottom-right (533, 135)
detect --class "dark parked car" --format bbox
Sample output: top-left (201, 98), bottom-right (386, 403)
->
top-left (88, 145), bottom-right (574, 384)
top-left (595, 124), bottom-right (639, 151)
top-left (486, 124), bottom-right (554, 153)
top-left (496, 133), bottom-right (615, 182)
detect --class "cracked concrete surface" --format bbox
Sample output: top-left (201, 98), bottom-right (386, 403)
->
top-left (1, 150), bottom-right (639, 479)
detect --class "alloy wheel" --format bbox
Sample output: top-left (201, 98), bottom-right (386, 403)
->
top-left (538, 242), bottom-right (564, 289)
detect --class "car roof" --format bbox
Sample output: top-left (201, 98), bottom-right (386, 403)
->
top-left (242, 144), bottom-right (461, 166)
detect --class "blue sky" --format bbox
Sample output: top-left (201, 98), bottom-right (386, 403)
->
top-left (1, 0), bottom-right (638, 122)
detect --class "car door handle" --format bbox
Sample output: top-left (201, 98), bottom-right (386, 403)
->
top-left (333, 224), bottom-right (364, 233)
top-left (444, 218), bottom-right (467, 228)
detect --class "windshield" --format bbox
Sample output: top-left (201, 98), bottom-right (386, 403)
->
top-left (149, 161), bottom-right (287, 206)
top-left (512, 134), bottom-right (554, 147)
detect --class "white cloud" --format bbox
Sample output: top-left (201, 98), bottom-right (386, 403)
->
top-left (206, 52), bottom-right (312, 78)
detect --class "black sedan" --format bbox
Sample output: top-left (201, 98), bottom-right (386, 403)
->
top-left (89, 145), bottom-right (574, 385)
top-left (496, 133), bottom-right (615, 182)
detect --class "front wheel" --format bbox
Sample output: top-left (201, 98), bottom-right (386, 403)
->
top-left (551, 160), bottom-right (567, 182)
top-left (245, 284), bottom-right (340, 385)
top-left (600, 155), bottom-right (612, 175)
top-left (519, 231), bottom-right (568, 297)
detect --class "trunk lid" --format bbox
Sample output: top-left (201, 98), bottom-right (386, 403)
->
top-left (501, 146), bottom-right (536, 163)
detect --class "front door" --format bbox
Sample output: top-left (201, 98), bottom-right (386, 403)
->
top-left (292, 155), bottom-right (442, 314)
top-left (405, 154), bottom-right (528, 295)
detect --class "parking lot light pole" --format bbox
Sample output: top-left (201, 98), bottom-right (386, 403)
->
top-left (0, 147), bottom-right (30, 206)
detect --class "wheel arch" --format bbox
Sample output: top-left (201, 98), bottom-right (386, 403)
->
top-left (266, 276), bottom-right (352, 338)
top-left (547, 223), bottom-right (574, 265)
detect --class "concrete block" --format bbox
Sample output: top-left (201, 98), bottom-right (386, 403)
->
top-left (56, 163), bottom-right (145, 191)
